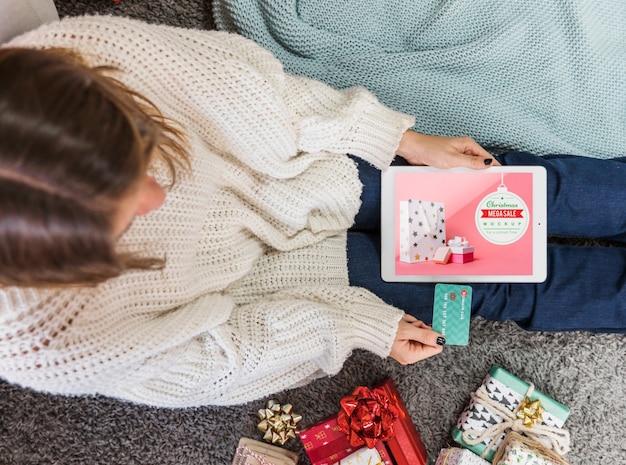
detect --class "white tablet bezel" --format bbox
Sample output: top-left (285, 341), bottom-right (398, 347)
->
top-left (380, 166), bottom-right (547, 283)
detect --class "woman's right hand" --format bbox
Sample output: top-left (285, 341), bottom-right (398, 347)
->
top-left (389, 314), bottom-right (445, 364)
top-left (395, 130), bottom-right (498, 170)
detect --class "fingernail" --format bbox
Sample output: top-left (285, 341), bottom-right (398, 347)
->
top-left (436, 336), bottom-right (446, 346)
top-left (484, 158), bottom-right (493, 166)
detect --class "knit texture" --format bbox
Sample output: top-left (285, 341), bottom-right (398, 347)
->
top-left (0, 15), bottom-right (415, 407)
top-left (212, 0), bottom-right (626, 159)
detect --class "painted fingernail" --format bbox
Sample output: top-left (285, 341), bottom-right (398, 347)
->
top-left (436, 336), bottom-right (446, 346)
top-left (484, 158), bottom-right (493, 166)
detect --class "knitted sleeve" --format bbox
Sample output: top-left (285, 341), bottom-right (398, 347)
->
top-left (107, 286), bottom-right (404, 407)
top-left (0, 279), bottom-right (403, 407)
top-left (282, 74), bottom-right (416, 170)
top-left (199, 28), bottom-right (416, 171)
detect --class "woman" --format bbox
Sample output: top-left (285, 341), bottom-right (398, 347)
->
top-left (0, 16), bottom-right (624, 408)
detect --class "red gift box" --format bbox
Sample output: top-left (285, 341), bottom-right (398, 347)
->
top-left (297, 416), bottom-right (392, 465)
top-left (376, 378), bottom-right (428, 465)
top-left (297, 378), bottom-right (427, 465)
top-left (448, 238), bottom-right (474, 264)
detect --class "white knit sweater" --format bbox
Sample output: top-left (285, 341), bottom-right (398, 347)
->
top-left (1, 16), bottom-right (415, 407)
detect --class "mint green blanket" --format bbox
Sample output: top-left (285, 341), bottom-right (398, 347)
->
top-left (213, 0), bottom-right (625, 159)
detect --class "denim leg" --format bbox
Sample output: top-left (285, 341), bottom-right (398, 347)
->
top-left (350, 157), bottom-right (382, 231)
top-left (497, 152), bottom-right (626, 242)
top-left (347, 232), bottom-right (626, 333)
top-left (472, 243), bottom-right (626, 332)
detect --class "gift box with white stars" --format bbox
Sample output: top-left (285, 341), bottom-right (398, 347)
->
top-left (398, 199), bottom-right (446, 263)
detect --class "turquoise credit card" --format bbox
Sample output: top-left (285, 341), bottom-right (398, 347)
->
top-left (432, 283), bottom-right (472, 345)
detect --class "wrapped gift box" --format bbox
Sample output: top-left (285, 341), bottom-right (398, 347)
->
top-left (447, 237), bottom-right (474, 263)
top-left (435, 448), bottom-right (490, 465)
top-left (338, 447), bottom-right (384, 465)
top-left (375, 378), bottom-right (428, 465)
top-left (492, 433), bottom-right (570, 465)
top-left (297, 415), bottom-right (392, 465)
top-left (399, 199), bottom-right (446, 263)
top-left (452, 366), bottom-right (570, 462)
top-left (298, 378), bottom-right (427, 465)
top-left (434, 247), bottom-right (452, 264)
top-left (449, 248), bottom-right (474, 263)
top-left (232, 437), bottom-right (299, 465)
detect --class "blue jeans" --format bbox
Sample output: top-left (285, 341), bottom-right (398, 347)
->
top-left (347, 152), bottom-right (626, 332)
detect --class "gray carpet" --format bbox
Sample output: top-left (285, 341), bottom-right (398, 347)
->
top-left (1, 1), bottom-right (625, 464)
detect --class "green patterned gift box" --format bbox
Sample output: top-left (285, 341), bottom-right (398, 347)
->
top-left (451, 366), bottom-right (570, 462)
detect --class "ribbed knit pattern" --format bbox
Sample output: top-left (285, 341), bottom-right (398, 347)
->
top-left (0, 16), bottom-right (415, 407)
top-left (213, 0), bottom-right (626, 159)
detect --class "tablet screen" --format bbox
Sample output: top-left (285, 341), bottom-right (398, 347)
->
top-left (380, 166), bottom-right (547, 283)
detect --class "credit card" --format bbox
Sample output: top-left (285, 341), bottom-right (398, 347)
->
top-left (432, 283), bottom-right (472, 346)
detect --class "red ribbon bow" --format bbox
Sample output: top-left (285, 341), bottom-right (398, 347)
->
top-left (337, 386), bottom-right (400, 448)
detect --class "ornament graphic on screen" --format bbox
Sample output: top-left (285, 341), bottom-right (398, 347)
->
top-left (475, 173), bottom-right (529, 245)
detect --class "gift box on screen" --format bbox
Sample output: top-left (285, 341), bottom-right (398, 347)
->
top-left (452, 366), bottom-right (570, 462)
top-left (297, 378), bottom-right (427, 465)
top-left (231, 437), bottom-right (298, 465)
top-left (399, 199), bottom-right (446, 263)
top-left (491, 432), bottom-right (571, 465)
top-left (447, 237), bottom-right (474, 264)
top-left (435, 447), bottom-right (490, 465)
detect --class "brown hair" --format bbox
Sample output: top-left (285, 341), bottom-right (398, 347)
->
top-left (0, 47), bottom-right (189, 288)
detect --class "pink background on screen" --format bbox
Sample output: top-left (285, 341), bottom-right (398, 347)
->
top-left (394, 171), bottom-right (533, 276)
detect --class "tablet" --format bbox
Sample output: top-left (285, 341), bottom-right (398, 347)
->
top-left (381, 166), bottom-right (547, 283)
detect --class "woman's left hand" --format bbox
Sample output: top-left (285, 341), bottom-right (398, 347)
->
top-left (396, 130), bottom-right (499, 169)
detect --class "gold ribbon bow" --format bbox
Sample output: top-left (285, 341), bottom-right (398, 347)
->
top-left (257, 400), bottom-right (303, 445)
top-left (516, 396), bottom-right (545, 428)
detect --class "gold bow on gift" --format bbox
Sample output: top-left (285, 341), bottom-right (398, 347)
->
top-left (516, 396), bottom-right (545, 428)
top-left (257, 400), bottom-right (303, 445)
